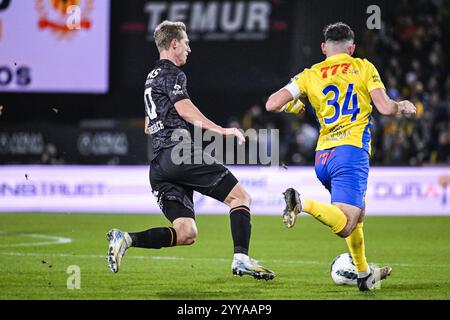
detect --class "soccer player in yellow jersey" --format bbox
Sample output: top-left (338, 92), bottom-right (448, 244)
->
top-left (266, 22), bottom-right (416, 291)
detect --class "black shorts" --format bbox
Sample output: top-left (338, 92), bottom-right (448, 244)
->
top-left (150, 145), bottom-right (238, 222)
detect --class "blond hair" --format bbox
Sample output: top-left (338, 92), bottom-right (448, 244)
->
top-left (154, 21), bottom-right (187, 52)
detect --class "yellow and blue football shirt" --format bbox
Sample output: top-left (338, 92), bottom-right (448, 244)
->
top-left (285, 53), bottom-right (385, 155)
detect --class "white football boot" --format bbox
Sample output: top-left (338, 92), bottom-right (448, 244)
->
top-left (231, 255), bottom-right (275, 281)
top-left (106, 229), bottom-right (131, 273)
top-left (357, 266), bottom-right (392, 291)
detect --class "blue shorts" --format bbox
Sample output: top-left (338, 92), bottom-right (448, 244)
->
top-left (314, 145), bottom-right (369, 209)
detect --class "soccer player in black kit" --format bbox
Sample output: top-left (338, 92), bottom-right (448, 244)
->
top-left (107, 21), bottom-right (275, 280)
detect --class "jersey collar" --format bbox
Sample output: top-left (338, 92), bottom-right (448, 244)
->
top-left (157, 59), bottom-right (177, 67)
top-left (325, 53), bottom-right (351, 62)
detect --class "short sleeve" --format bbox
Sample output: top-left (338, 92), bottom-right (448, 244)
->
top-left (166, 72), bottom-right (190, 104)
top-left (290, 69), bottom-right (309, 98)
top-left (364, 60), bottom-right (385, 92)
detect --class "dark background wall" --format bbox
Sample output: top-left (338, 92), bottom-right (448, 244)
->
top-left (2, 0), bottom-right (293, 125)
top-left (2, 0), bottom-right (448, 165)
top-left (290, 0), bottom-right (395, 70)
top-left (2, 0), bottom-right (394, 126)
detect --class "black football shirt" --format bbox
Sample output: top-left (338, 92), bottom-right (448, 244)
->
top-left (144, 59), bottom-right (191, 160)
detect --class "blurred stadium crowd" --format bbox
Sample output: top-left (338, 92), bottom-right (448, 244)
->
top-left (2, 0), bottom-right (448, 167)
top-left (237, 0), bottom-right (449, 166)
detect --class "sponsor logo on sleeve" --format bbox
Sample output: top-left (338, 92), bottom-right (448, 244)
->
top-left (173, 84), bottom-right (184, 95)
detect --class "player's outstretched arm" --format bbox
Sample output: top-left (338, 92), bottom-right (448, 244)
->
top-left (174, 99), bottom-right (245, 144)
top-left (370, 88), bottom-right (416, 116)
top-left (266, 88), bottom-right (294, 113)
top-left (266, 88), bottom-right (306, 115)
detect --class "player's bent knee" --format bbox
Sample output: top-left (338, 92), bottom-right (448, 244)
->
top-left (233, 186), bottom-right (251, 206)
top-left (337, 214), bottom-right (359, 237)
top-left (179, 234), bottom-right (196, 245)
top-left (224, 183), bottom-right (251, 208)
top-left (241, 189), bottom-right (251, 206)
top-left (337, 227), bottom-right (353, 238)
top-left (173, 218), bottom-right (198, 245)
top-left (176, 228), bottom-right (197, 245)
top-left (358, 205), bottom-right (366, 223)
top-left (333, 203), bottom-right (361, 238)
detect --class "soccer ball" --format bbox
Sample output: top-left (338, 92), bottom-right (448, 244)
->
top-left (330, 253), bottom-right (358, 285)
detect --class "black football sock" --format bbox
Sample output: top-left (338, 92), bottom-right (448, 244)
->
top-left (129, 227), bottom-right (177, 249)
top-left (229, 205), bottom-right (251, 255)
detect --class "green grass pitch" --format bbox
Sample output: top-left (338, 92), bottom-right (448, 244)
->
top-left (0, 213), bottom-right (449, 300)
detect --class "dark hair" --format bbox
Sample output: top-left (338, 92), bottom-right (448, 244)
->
top-left (323, 22), bottom-right (354, 42)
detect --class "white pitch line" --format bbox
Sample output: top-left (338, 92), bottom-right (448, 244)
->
top-left (0, 252), bottom-right (449, 268)
top-left (0, 234), bottom-right (72, 247)
top-left (0, 252), bottom-right (189, 260)
top-left (0, 252), bottom-right (322, 264)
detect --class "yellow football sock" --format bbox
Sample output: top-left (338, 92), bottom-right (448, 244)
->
top-left (345, 222), bottom-right (369, 273)
top-left (303, 198), bottom-right (347, 234)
